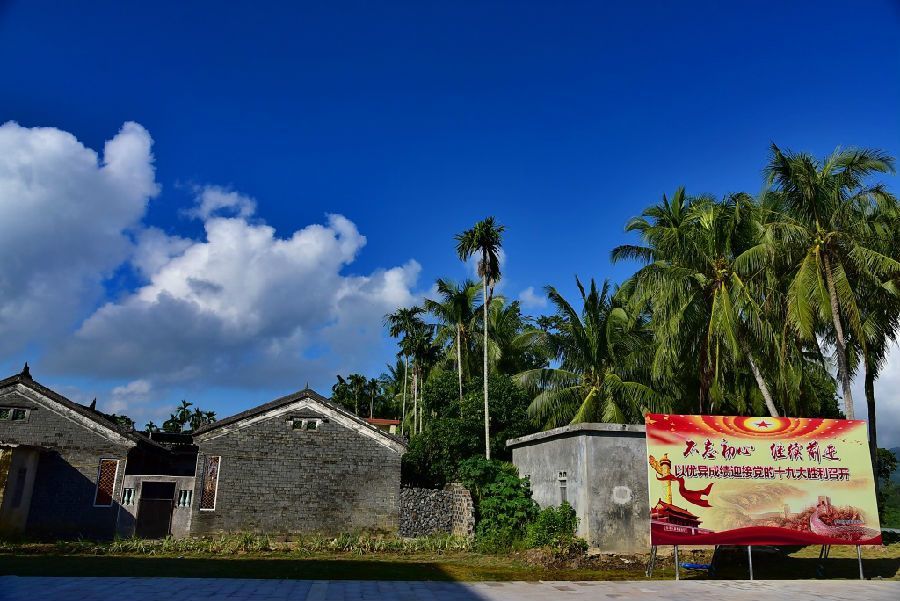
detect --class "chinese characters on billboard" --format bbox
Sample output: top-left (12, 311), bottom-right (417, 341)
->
top-left (645, 414), bottom-right (881, 546)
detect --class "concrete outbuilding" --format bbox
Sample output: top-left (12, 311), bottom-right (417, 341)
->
top-left (507, 423), bottom-right (650, 553)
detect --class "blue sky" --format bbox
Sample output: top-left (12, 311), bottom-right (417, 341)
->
top-left (1, 1), bottom-right (899, 441)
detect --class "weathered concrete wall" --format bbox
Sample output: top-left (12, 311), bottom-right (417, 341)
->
top-left (508, 423), bottom-right (650, 553)
top-left (508, 431), bottom-right (590, 542)
top-left (583, 427), bottom-right (650, 552)
top-left (0, 384), bottom-right (132, 539)
top-left (190, 406), bottom-right (402, 535)
top-left (399, 483), bottom-right (474, 538)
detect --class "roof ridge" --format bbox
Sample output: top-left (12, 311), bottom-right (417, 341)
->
top-left (0, 371), bottom-right (164, 449)
top-left (192, 387), bottom-right (406, 448)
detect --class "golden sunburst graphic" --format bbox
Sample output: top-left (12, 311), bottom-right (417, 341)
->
top-left (646, 413), bottom-right (863, 441)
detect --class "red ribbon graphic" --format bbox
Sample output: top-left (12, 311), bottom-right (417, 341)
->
top-left (657, 474), bottom-right (713, 507)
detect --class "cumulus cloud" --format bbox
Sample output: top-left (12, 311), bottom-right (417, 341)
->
top-left (518, 286), bottom-right (547, 310)
top-left (49, 208), bottom-right (421, 391)
top-left (1, 120), bottom-right (423, 418)
top-left (187, 185), bottom-right (256, 220)
top-left (0, 121), bottom-right (158, 354)
top-left (107, 379), bottom-right (153, 414)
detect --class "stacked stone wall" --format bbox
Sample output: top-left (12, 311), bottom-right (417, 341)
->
top-left (399, 483), bottom-right (474, 538)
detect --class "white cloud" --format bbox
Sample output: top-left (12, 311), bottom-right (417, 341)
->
top-left (518, 286), bottom-right (547, 310)
top-left (48, 209), bottom-right (421, 390)
top-left (107, 379), bottom-right (153, 414)
top-left (1, 120), bottom-right (421, 414)
top-left (187, 185), bottom-right (256, 221)
top-left (0, 121), bottom-right (158, 354)
top-left (132, 227), bottom-right (192, 277)
top-left (852, 343), bottom-right (900, 450)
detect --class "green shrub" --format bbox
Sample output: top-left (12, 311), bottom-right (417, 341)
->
top-left (524, 501), bottom-right (579, 548)
top-left (458, 456), bottom-right (538, 552)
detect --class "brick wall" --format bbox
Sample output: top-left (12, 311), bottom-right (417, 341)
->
top-left (190, 408), bottom-right (402, 535)
top-left (0, 385), bottom-right (132, 538)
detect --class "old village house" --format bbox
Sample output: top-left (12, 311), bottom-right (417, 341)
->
top-left (0, 366), bottom-right (405, 538)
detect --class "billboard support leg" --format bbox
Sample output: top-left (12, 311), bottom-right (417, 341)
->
top-left (646, 545), bottom-right (657, 578)
top-left (747, 546), bottom-right (753, 580)
top-left (857, 545), bottom-right (864, 580)
top-left (674, 545), bottom-right (680, 580)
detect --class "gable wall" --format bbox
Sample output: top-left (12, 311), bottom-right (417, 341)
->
top-left (0, 385), bottom-right (133, 538)
top-left (190, 405), bottom-right (401, 535)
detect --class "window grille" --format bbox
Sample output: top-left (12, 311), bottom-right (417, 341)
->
top-left (94, 459), bottom-right (118, 507)
top-left (292, 418), bottom-right (323, 431)
top-left (558, 471), bottom-right (568, 505)
top-left (0, 407), bottom-right (28, 421)
top-left (177, 489), bottom-right (193, 507)
top-left (122, 487), bottom-right (135, 505)
top-left (199, 456), bottom-right (221, 511)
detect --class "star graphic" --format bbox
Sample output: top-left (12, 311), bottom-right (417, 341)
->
top-left (755, 420), bottom-right (771, 428)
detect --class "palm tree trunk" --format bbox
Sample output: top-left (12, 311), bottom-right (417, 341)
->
top-left (698, 332), bottom-right (711, 414)
top-left (419, 364), bottom-right (425, 432)
top-left (482, 268), bottom-right (491, 460)
top-left (822, 252), bottom-right (855, 418)
top-left (401, 355), bottom-right (408, 436)
top-left (742, 340), bottom-right (779, 417)
top-left (457, 323), bottom-right (464, 406)
top-left (864, 354), bottom-right (879, 495)
top-left (412, 366), bottom-right (418, 435)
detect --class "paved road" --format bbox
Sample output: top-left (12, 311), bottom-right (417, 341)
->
top-left (1, 577), bottom-right (897, 601)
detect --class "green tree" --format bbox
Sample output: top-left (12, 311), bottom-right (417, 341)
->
top-left (764, 145), bottom-right (898, 418)
top-left (613, 190), bottom-right (780, 416)
top-left (384, 306), bottom-right (426, 435)
top-left (519, 277), bottom-right (667, 428)
top-left (405, 320), bottom-right (440, 434)
top-left (424, 278), bottom-right (481, 403)
top-left (456, 216), bottom-right (505, 459)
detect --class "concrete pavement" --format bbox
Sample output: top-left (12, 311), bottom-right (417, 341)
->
top-left (1, 577), bottom-right (898, 601)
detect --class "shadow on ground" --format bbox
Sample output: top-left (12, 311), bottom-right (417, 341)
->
top-left (707, 547), bottom-right (900, 580)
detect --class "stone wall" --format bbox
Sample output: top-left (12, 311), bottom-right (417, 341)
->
top-left (400, 483), bottom-right (474, 538)
top-left (0, 383), bottom-right (133, 539)
top-left (190, 407), bottom-right (403, 535)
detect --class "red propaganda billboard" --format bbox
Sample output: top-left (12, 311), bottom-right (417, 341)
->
top-left (645, 414), bottom-right (882, 546)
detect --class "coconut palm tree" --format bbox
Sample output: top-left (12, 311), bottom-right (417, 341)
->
top-left (384, 306), bottom-right (426, 435)
top-left (347, 373), bottom-right (368, 415)
top-left (423, 278), bottom-right (481, 403)
top-left (455, 217), bottom-right (505, 459)
top-left (403, 320), bottom-right (439, 434)
top-left (612, 190), bottom-right (780, 416)
top-left (764, 145), bottom-right (898, 418)
top-left (518, 277), bottom-right (667, 428)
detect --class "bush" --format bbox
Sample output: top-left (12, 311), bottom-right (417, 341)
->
top-left (524, 501), bottom-right (579, 548)
top-left (458, 457), bottom-right (538, 552)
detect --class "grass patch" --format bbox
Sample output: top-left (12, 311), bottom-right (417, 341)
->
top-left (0, 535), bottom-right (898, 581)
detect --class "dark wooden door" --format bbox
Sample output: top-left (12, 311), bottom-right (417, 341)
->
top-left (135, 481), bottom-right (176, 538)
